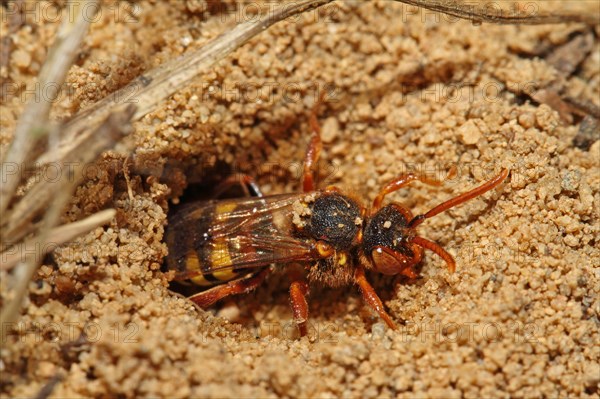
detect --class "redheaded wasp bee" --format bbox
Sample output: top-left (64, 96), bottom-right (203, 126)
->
top-left (165, 107), bottom-right (509, 337)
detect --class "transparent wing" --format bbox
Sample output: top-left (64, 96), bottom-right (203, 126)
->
top-left (166, 193), bottom-right (316, 280)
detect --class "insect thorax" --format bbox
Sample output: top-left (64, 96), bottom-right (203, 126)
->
top-left (293, 192), bottom-right (362, 250)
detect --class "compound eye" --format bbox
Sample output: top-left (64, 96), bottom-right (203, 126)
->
top-left (370, 246), bottom-right (411, 276)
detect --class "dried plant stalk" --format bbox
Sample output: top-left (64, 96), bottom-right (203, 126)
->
top-left (1, 178), bottom-right (78, 341)
top-left (0, 0), bottom-right (100, 217)
top-left (1, 209), bottom-right (116, 271)
top-left (0, 107), bottom-right (135, 342)
top-left (1, 105), bottom-right (136, 243)
top-left (33, 0), bottom-right (598, 169)
top-left (398, 0), bottom-right (599, 25)
top-left (1, 0), bottom-right (596, 346)
top-left (35, 0), bottom-right (334, 167)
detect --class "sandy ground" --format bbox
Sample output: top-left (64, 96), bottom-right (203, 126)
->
top-left (1, 1), bottom-right (599, 398)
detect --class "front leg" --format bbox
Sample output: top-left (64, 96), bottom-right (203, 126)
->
top-left (288, 271), bottom-right (310, 337)
top-left (354, 266), bottom-right (396, 330)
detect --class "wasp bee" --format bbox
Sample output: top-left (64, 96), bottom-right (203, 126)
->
top-left (165, 112), bottom-right (509, 337)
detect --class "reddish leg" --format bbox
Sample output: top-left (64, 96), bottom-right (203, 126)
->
top-left (401, 266), bottom-right (419, 279)
top-left (354, 266), bottom-right (396, 330)
top-left (302, 94), bottom-right (328, 192)
top-left (372, 168), bottom-right (456, 212)
top-left (411, 236), bottom-right (456, 273)
top-left (407, 169), bottom-right (509, 272)
top-left (188, 267), bottom-right (271, 308)
top-left (288, 271), bottom-right (310, 337)
top-left (408, 168), bottom-right (509, 228)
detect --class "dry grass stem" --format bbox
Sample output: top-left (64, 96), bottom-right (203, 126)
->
top-left (1, 1), bottom-right (598, 395)
top-left (397, 0), bottom-right (599, 25)
top-left (35, 0), bottom-right (334, 167)
top-left (1, 105), bottom-right (136, 244)
top-left (1, 209), bottom-right (117, 272)
top-left (0, 176), bottom-right (78, 343)
top-left (0, 106), bottom-right (135, 340)
top-left (0, 0), bottom-right (100, 217)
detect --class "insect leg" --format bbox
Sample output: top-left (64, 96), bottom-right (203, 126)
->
top-left (302, 91), bottom-right (329, 192)
top-left (187, 267), bottom-right (272, 308)
top-left (354, 266), bottom-right (396, 330)
top-left (211, 174), bottom-right (264, 199)
top-left (372, 171), bottom-right (452, 213)
top-left (288, 270), bottom-right (310, 337)
top-left (411, 236), bottom-right (456, 273)
top-left (302, 122), bottom-right (322, 192)
top-left (408, 168), bottom-right (509, 228)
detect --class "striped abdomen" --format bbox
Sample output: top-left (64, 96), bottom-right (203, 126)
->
top-left (165, 194), bottom-right (317, 287)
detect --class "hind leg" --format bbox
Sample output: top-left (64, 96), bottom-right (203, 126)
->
top-left (188, 267), bottom-right (272, 308)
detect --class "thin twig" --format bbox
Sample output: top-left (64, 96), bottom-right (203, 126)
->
top-left (1, 209), bottom-right (116, 271)
top-left (0, 0), bottom-right (100, 217)
top-left (34, 0), bottom-right (335, 167)
top-left (0, 107), bottom-right (133, 343)
top-left (1, 169), bottom-right (82, 340)
top-left (1, 105), bottom-right (136, 245)
top-left (396, 0), bottom-right (599, 25)
top-left (32, 0), bottom-right (598, 170)
top-left (34, 372), bottom-right (64, 399)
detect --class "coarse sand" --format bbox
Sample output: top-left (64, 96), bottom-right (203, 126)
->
top-left (1, 1), bottom-right (599, 398)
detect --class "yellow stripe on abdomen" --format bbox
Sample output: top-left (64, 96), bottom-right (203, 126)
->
top-left (185, 252), bottom-right (213, 286)
top-left (190, 274), bottom-right (215, 286)
top-left (210, 240), bottom-right (233, 269)
top-left (212, 268), bottom-right (239, 281)
top-left (187, 240), bottom-right (240, 286)
top-left (216, 202), bottom-right (238, 215)
top-left (186, 251), bottom-right (201, 271)
top-left (209, 241), bottom-right (239, 279)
